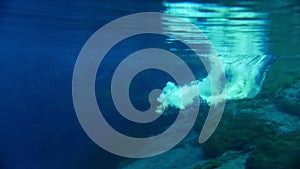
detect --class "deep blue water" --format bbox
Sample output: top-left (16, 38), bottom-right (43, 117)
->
top-left (1, 0), bottom-right (300, 169)
top-left (0, 0), bottom-right (164, 168)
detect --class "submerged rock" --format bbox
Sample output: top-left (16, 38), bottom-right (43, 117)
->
top-left (199, 87), bottom-right (300, 169)
top-left (118, 132), bottom-right (205, 169)
top-left (274, 81), bottom-right (300, 116)
top-left (194, 151), bottom-right (249, 169)
top-left (245, 131), bottom-right (300, 169)
top-left (201, 111), bottom-right (277, 158)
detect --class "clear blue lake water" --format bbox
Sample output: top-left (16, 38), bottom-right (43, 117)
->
top-left (1, 0), bottom-right (300, 169)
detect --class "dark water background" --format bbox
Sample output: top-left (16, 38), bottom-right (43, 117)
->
top-left (0, 1), bottom-right (163, 168)
top-left (1, 0), bottom-right (300, 169)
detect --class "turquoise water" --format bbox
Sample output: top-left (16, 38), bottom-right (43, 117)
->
top-left (1, 0), bottom-right (300, 169)
top-left (157, 2), bottom-right (275, 112)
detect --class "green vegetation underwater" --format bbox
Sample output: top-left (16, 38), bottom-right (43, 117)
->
top-left (1, 0), bottom-right (300, 169)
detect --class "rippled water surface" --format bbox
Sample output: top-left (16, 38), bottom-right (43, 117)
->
top-left (1, 0), bottom-right (300, 169)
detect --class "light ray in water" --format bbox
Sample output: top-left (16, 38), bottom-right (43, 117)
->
top-left (156, 2), bottom-right (274, 112)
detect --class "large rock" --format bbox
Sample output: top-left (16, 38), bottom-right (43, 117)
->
top-left (245, 131), bottom-right (300, 169)
top-left (194, 151), bottom-right (249, 169)
top-left (274, 81), bottom-right (300, 116)
top-left (118, 132), bottom-right (205, 169)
